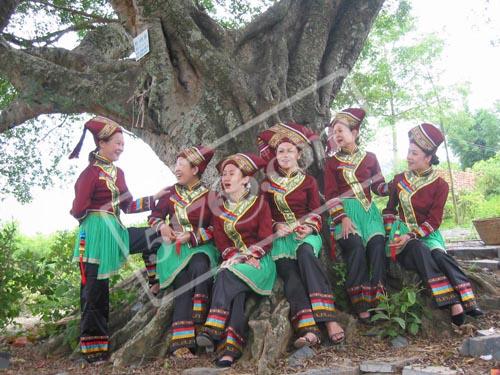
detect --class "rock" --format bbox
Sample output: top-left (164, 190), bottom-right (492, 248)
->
top-left (247, 290), bottom-right (293, 375)
top-left (295, 360), bottom-right (360, 374)
top-left (360, 361), bottom-right (396, 373)
top-left (0, 352), bottom-right (10, 369)
top-left (477, 328), bottom-right (498, 336)
top-left (390, 336), bottom-right (408, 348)
top-left (460, 334), bottom-right (500, 360)
top-left (181, 368), bottom-right (230, 375)
top-left (462, 259), bottom-right (499, 271)
top-left (287, 346), bottom-right (315, 367)
top-left (402, 365), bottom-right (457, 375)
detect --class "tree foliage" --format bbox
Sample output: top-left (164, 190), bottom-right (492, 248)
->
top-left (445, 107), bottom-right (500, 169)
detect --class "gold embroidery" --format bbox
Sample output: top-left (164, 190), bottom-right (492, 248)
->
top-left (173, 184), bottom-right (208, 232)
top-left (267, 123), bottom-right (309, 148)
top-left (94, 159), bottom-right (120, 216)
top-left (334, 150), bottom-right (371, 210)
top-left (409, 125), bottom-right (437, 152)
top-left (398, 169), bottom-right (438, 231)
top-left (223, 195), bottom-right (258, 254)
top-left (95, 117), bottom-right (121, 139)
top-left (269, 172), bottom-right (306, 227)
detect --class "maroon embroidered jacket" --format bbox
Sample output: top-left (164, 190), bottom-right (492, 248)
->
top-left (148, 182), bottom-right (213, 247)
top-left (382, 170), bottom-right (449, 239)
top-left (324, 149), bottom-right (387, 224)
top-left (212, 193), bottom-right (274, 260)
top-left (261, 169), bottom-right (322, 232)
top-left (71, 155), bottom-right (155, 221)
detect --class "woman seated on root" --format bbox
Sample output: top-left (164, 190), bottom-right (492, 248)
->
top-left (196, 153), bottom-right (277, 368)
top-left (384, 123), bottom-right (483, 325)
top-left (258, 122), bottom-right (345, 347)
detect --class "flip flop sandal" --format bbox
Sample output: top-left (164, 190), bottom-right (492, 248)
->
top-left (294, 333), bottom-right (321, 349)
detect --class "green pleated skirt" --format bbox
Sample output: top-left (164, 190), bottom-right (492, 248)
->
top-left (271, 232), bottom-right (322, 260)
top-left (225, 254), bottom-right (277, 296)
top-left (333, 198), bottom-right (385, 245)
top-left (156, 240), bottom-right (220, 289)
top-left (72, 212), bottom-right (129, 279)
top-left (386, 220), bottom-right (446, 257)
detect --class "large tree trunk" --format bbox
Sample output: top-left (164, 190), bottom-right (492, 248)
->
top-left (0, 0), bottom-right (384, 161)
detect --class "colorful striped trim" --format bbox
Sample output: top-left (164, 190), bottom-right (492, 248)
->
top-left (310, 293), bottom-right (336, 312)
top-left (455, 283), bottom-right (476, 302)
top-left (429, 276), bottom-right (454, 297)
top-left (80, 336), bottom-right (109, 354)
top-left (170, 193), bottom-right (188, 208)
top-left (205, 309), bottom-right (229, 330)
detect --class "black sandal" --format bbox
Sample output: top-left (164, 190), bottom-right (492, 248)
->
top-left (293, 332), bottom-right (321, 348)
top-left (196, 332), bottom-right (215, 353)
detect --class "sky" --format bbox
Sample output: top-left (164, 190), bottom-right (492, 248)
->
top-left (1, 0), bottom-right (499, 235)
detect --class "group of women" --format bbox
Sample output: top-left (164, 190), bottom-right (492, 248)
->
top-left (69, 110), bottom-right (482, 367)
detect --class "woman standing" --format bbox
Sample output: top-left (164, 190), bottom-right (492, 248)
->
top-left (324, 108), bottom-right (388, 322)
top-left (148, 146), bottom-right (219, 358)
top-left (383, 123), bottom-right (482, 325)
top-left (196, 153), bottom-right (277, 367)
top-left (258, 122), bottom-right (344, 347)
top-left (69, 116), bottom-right (166, 363)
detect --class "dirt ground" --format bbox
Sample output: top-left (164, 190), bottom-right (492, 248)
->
top-left (1, 311), bottom-right (499, 375)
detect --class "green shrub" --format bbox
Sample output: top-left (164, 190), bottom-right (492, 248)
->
top-left (369, 285), bottom-right (424, 338)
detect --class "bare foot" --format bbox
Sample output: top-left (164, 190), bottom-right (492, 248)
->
top-left (359, 311), bottom-right (370, 319)
top-left (150, 283), bottom-right (160, 296)
top-left (326, 321), bottom-right (345, 344)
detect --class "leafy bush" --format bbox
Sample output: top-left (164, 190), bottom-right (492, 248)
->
top-left (0, 222), bottom-right (25, 329)
top-left (472, 152), bottom-right (500, 198)
top-left (369, 285), bottom-right (424, 338)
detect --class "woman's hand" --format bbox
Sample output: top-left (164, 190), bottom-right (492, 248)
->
top-left (275, 223), bottom-right (293, 238)
top-left (340, 217), bottom-right (357, 239)
top-left (245, 256), bottom-right (261, 269)
top-left (160, 224), bottom-right (176, 243)
top-left (392, 234), bottom-right (411, 251)
top-left (295, 225), bottom-right (313, 240)
top-left (153, 187), bottom-right (169, 201)
top-left (174, 231), bottom-right (191, 245)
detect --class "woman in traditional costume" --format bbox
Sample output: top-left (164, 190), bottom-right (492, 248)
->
top-left (383, 123), bottom-right (482, 325)
top-left (323, 108), bottom-right (388, 323)
top-left (258, 122), bottom-right (345, 347)
top-left (148, 146), bottom-right (219, 358)
top-left (69, 116), bottom-right (166, 363)
top-left (196, 153), bottom-right (277, 367)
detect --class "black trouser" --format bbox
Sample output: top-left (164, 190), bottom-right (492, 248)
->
top-left (170, 253), bottom-right (212, 352)
top-left (431, 249), bottom-right (478, 311)
top-left (276, 244), bottom-right (336, 336)
top-left (128, 227), bottom-right (161, 286)
top-left (337, 234), bottom-right (386, 313)
top-left (397, 240), bottom-right (459, 307)
top-left (79, 227), bottom-right (160, 361)
top-left (201, 269), bottom-right (250, 359)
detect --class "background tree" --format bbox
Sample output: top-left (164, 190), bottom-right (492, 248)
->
top-left (331, 0), bottom-right (447, 171)
top-left (445, 106), bottom-right (500, 169)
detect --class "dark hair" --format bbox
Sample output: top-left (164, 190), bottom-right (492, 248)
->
top-left (88, 147), bottom-right (99, 163)
top-left (410, 140), bottom-right (440, 165)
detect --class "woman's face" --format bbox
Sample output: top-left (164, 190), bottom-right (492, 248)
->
top-left (174, 156), bottom-right (199, 186)
top-left (221, 163), bottom-right (249, 195)
top-left (332, 121), bottom-right (357, 149)
top-left (407, 142), bottom-right (432, 172)
top-left (99, 132), bottom-right (124, 162)
top-left (276, 141), bottom-right (300, 171)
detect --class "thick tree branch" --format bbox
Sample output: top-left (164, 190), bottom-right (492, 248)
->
top-left (2, 24), bottom-right (96, 47)
top-left (0, 0), bottom-right (20, 32)
top-left (0, 99), bottom-right (54, 132)
top-left (31, 0), bottom-right (117, 23)
top-left (73, 23), bottom-right (133, 61)
top-left (110, 0), bottom-right (139, 35)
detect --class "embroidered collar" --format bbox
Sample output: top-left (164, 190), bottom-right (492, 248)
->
top-left (412, 167), bottom-right (433, 177)
top-left (278, 167), bottom-right (302, 178)
top-left (226, 188), bottom-right (251, 204)
top-left (94, 152), bottom-right (113, 164)
top-left (337, 145), bottom-right (359, 156)
top-left (178, 179), bottom-right (202, 192)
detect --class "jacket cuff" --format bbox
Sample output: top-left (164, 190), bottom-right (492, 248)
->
top-left (148, 217), bottom-right (165, 233)
top-left (376, 182), bottom-right (389, 196)
top-left (383, 213), bottom-right (396, 236)
top-left (222, 247), bottom-right (238, 260)
top-left (189, 227), bottom-right (214, 247)
top-left (412, 222), bottom-right (434, 238)
top-left (303, 213), bottom-right (322, 233)
top-left (328, 198), bottom-right (346, 225)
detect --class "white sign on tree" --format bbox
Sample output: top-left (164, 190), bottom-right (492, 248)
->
top-left (133, 29), bottom-right (150, 61)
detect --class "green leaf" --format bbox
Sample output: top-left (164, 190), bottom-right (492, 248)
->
top-left (408, 322), bottom-right (420, 335)
top-left (371, 312), bottom-right (390, 321)
top-left (393, 317), bottom-right (406, 330)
